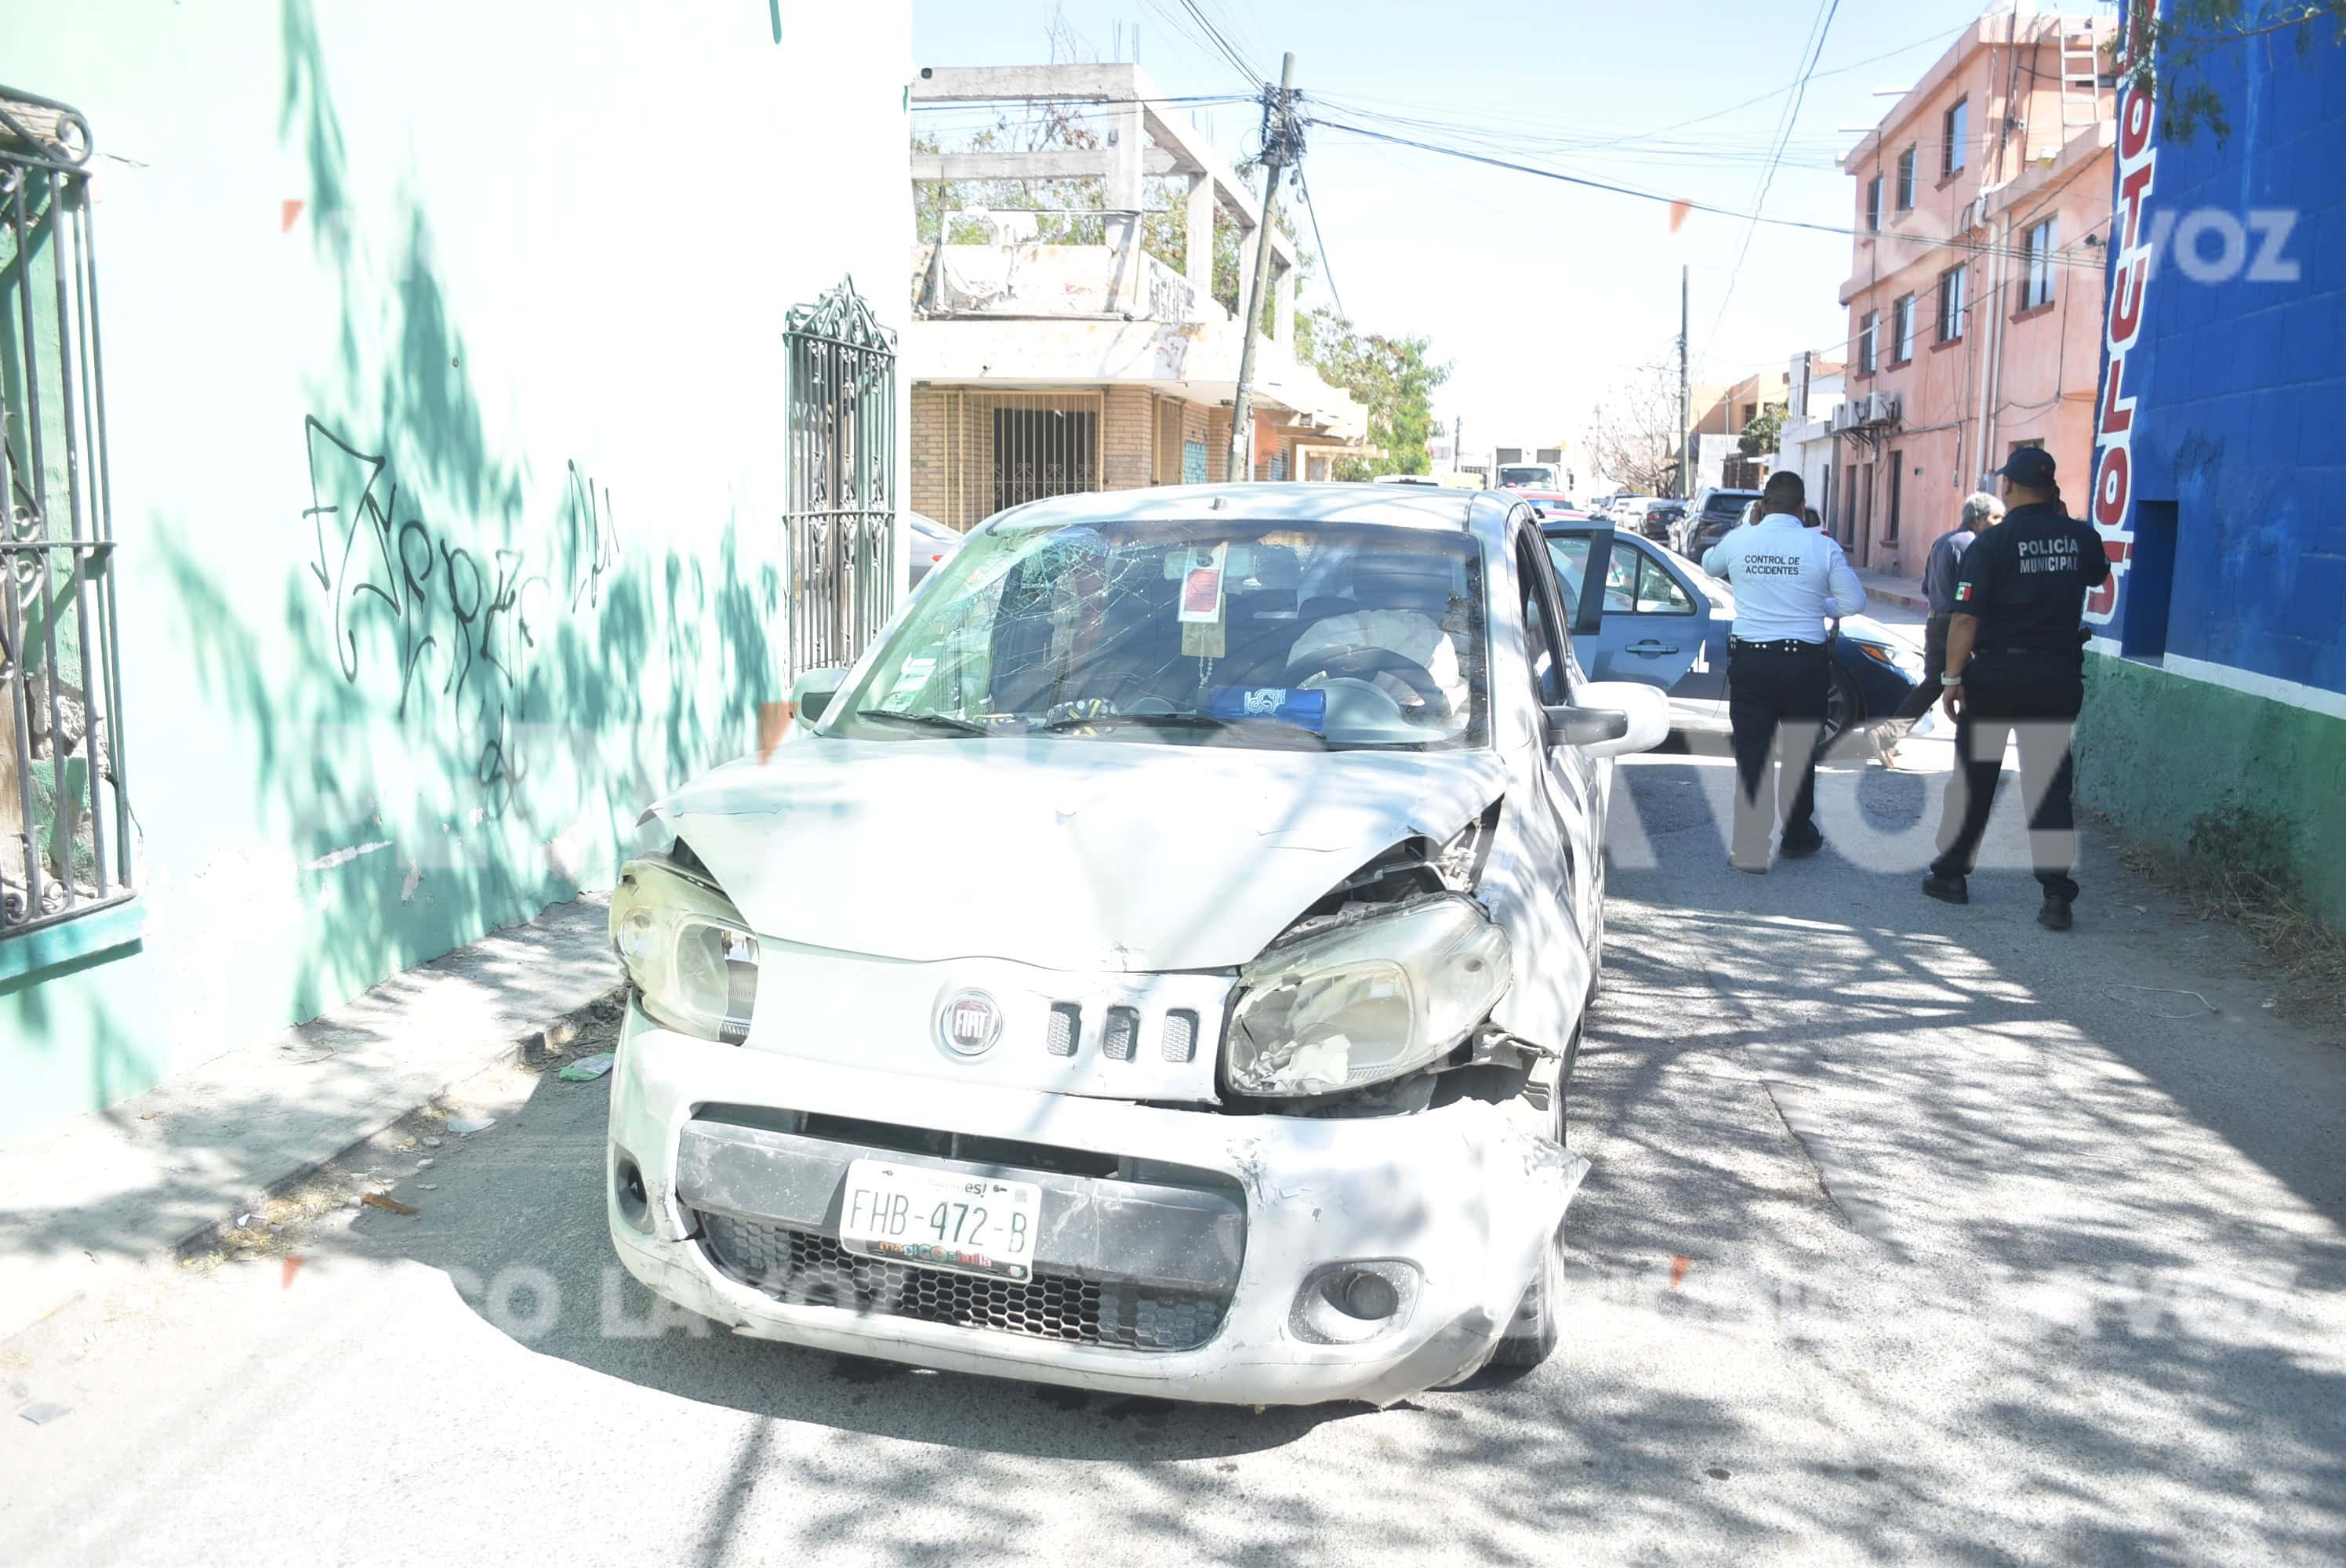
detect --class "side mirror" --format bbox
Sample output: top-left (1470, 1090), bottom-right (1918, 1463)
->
top-left (1542, 704), bottom-right (1629, 748)
top-left (789, 666), bottom-right (848, 724)
top-left (1554, 680), bottom-right (1670, 759)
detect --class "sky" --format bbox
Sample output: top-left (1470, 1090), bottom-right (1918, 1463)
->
top-left (909, 0), bottom-right (2120, 466)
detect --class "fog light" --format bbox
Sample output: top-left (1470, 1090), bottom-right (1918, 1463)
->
top-left (612, 1148), bottom-right (652, 1232)
top-left (1288, 1260), bottom-right (1421, 1345)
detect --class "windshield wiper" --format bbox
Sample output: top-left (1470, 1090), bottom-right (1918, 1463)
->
top-left (1037, 711), bottom-right (1234, 733)
top-left (852, 708), bottom-right (990, 736)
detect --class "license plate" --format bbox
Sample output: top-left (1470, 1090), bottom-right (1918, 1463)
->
top-left (837, 1159), bottom-right (1043, 1282)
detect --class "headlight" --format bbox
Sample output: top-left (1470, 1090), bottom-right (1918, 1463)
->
top-left (610, 856), bottom-right (760, 1044)
top-left (1854, 640), bottom-right (1925, 681)
top-left (1226, 895), bottom-right (1512, 1098)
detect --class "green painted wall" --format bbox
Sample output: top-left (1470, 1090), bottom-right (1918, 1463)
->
top-left (2076, 653), bottom-right (2346, 931)
top-left (0, 1), bottom-right (911, 1145)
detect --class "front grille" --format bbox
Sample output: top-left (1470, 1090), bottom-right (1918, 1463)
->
top-left (695, 1211), bottom-right (1227, 1352)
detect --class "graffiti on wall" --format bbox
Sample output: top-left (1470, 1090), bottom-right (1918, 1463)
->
top-left (300, 416), bottom-right (617, 806)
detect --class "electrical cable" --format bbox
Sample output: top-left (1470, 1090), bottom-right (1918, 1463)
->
top-left (1294, 165), bottom-right (1346, 322)
top-left (1703, 0), bottom-right (1842, 356)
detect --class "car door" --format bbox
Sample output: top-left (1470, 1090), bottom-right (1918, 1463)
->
top-left (1512, 520), bottom-right (1601, 963)
top-left (1545, 528), bottom-right (1703, 684)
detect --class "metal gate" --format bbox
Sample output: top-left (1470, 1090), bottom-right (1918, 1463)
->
top-left (1, 88), bottom-right (132, 938)
top-left (784, 276), bottom-right (897, 674)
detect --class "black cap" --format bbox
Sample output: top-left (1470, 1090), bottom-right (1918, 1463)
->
top-left (1996, 446), bottom-right (2057, 487)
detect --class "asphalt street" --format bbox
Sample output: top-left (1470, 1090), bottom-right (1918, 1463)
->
top-left (4, 719), bottom-right (2342, 1566)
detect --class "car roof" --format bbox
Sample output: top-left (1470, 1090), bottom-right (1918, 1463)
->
top-left (982, 481), bottom-right (1516, 543)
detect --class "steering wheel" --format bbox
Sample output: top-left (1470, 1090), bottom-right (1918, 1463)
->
top-left (1280, 645), bottom-right (1454, 721)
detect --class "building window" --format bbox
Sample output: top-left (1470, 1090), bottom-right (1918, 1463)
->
top-left (991, 401), bottom-right (1099, 514)
top-left (1, 92), bottom-right (136, 941)
top-left (1896, 147), bottom-right (1917, 210)
top-left (1865, 176), bottom-right (1883, 233)
top-left (1892, 294), bottom-right (1918, 363)
top-left (1857, 310), bottom-right (1879, 373)
top-left (1885, 451), bottom-right (1905, 543)
top-left (1942, 99), bottom-right (1968, 176)
top-left (784, 276), bottom-right (899, 674)
top-left (1937, 264), bottom-right (1968, 343)
top-left (2022, 218), bottom-right (2059, 310)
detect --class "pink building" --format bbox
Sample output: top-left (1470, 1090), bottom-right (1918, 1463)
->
top-left (1834, 13), bottom-right (2117, 576)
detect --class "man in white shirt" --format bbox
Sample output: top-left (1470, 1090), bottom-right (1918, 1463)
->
top-left (1701, 471), bottom-right (1867, 871)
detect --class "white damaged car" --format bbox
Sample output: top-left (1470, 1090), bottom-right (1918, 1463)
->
top-left (603, 483), bottom-right (1665, 1406)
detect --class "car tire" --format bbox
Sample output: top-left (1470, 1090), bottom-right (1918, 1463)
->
top-left (1490, 1220), bottom-right (1566, 1370)
top-left (1817, 665), bottom-right (1861, 755)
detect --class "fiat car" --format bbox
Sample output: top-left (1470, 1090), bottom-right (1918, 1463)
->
top-left (602, 484), bottom-right (1665, 1406)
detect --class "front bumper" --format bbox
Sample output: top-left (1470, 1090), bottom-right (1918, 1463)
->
top-left (606, 1004), bottom-right (1588, 1406)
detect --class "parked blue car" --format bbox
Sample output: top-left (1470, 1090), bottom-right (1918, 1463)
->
top-left (1541, 519), bottom-right (1921, 751)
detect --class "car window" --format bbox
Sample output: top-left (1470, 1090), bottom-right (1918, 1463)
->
top-left (829, 518), bottom-right (1491, 751)
top-left (1544, 535), bottom-right (1588, 622)
top-left (1516, 530), bottom-right (1569, 706)
top-left (1629, 548), bottom-right (1696, 614)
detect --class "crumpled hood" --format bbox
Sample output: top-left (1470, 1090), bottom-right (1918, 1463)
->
top-left (647, 737), bottom-right (1507, 971)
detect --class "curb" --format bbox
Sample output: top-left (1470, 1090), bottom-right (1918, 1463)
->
top-left (166, 983), bottom-right (630, 1265)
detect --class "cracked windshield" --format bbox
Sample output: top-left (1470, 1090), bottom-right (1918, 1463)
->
top-left (833, 521), bottom-right (1487, 747)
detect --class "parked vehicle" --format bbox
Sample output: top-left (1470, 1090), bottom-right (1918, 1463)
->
top-left (907, 511), bottom-right (962, 588)
top-left (605, 483), bottom-right (1667, 1406)
top-left (1638, 502), bottom-right (1684, 543)
top-left (1513, 488), bottom-right (1593, 521)
top-left (1542, 519), bottom-right (1921, 750)
top-left (1495, 463), bottom-right (1563, 491)
top-left (1669, 487), bottom-right (1763, 559)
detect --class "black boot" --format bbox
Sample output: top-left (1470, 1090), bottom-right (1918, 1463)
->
top-left (1921, 872), bottom-right (1969, 905)
top-left (2038, 894), bottom-right (2074, 931)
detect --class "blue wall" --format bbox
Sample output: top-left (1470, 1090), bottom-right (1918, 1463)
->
top-left (2119, 17), bottom-right (2346, 694)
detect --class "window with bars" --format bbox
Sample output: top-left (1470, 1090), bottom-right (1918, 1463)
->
top-left (1, 89), bottom-right (133, 942)
top-left (1891, 294), bottom-right (1918, 363)
top-left (2022, 218), bottom-right (2059, 310)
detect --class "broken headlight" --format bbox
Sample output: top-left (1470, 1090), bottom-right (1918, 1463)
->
top-left (610, 856), bottom-right (759, 1044)
top-left (1225, 895), bottom-right (1511, 1098)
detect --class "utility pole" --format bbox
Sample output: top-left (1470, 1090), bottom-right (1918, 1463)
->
top-left (1229, 52), bottom-right (1297, 484)
top-left (1453, 414), bottom-right (1462, 477)
top-left (1677, 264), bottom-right (1692, 500)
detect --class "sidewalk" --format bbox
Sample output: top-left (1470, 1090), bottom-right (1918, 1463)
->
top-left (0, 897), bottom-right (621, 1344)
top-left (1855, 567), bottom-right (1930, 615)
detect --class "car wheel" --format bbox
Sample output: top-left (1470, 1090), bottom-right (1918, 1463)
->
top-left (1490, 1219), bottom-right (1566, 1370)
top-left (1818, 665), bottom-right (1861, 754)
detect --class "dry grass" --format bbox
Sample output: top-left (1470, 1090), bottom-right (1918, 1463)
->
top-left (2113, 826), bottom-right (2346, 1033)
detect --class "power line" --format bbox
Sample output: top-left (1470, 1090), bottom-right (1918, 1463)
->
top-left (1300, 114), bottom-right (2107, 272)
top-left (1704, 0), bottom-right (1843, 354)
top-left (1294, 165), bottom-right (1346, 321)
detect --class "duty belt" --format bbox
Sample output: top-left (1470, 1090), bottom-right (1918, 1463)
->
top-left (1728, 637), bottom-right (1827, 654)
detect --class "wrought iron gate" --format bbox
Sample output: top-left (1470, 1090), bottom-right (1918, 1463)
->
top-left (784, 277), bottom-right (897, 674)
top-left (1, 88), bottom-right (132, 938)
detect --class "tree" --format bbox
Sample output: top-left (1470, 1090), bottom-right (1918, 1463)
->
top-left (1588, 361), bottom-right (1687, 498)
top-left (2119, 0), bottom-right (2346, 144)
top-left (1297, 310), bottom-right (1450, 477)
top-left (1738, 404), bottom-right (1787, 458)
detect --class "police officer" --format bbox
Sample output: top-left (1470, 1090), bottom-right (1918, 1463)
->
top-left (1923, 447), bottom-right (2110, 928)
top-left (1703, 470), bottom-right (1866, 872)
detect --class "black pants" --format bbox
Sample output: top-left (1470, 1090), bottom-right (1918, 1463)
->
top-left (1890, 614), bottom-right (1951, 724)
top-left (1930, 657), bottom-right (2086, 900)
top-left (1727, 642), bottom-right (1828, 859)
